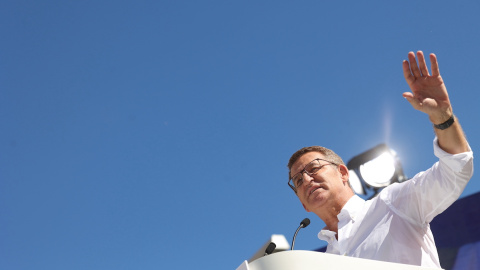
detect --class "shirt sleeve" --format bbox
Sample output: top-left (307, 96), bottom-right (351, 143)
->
top-left (380, 137), bottom-right (474, 226)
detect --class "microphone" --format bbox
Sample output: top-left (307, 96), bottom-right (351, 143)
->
top-left (264, 242), bottom-right (276, 256)
top-left (291, 218), bottom-right (310, 250)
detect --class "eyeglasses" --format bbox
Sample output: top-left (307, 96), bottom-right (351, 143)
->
top-left (288, 158), bottom-right (337, 193)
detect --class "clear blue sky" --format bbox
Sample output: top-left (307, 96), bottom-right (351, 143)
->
top-left (1, 1), bottom-right (479, 269)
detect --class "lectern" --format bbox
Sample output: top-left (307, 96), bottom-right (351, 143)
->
top-left (237, 250), bottom-right (441, 270)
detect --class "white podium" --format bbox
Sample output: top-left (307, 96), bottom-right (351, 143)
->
top-left (237, 250), bottom-right (442, 270)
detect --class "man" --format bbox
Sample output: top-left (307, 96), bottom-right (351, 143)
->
top-left (287, 51), bottom-right (473, 268)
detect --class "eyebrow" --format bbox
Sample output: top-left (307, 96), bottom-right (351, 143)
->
top-left (291, 159), bottom-right (316, 176)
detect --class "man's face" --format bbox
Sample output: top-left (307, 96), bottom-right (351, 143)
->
top-left (290, 151), bottom-right (348, 213)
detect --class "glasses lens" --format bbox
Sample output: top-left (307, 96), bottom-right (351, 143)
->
top-left (292, 174), bottom-right (303, 189)
top-left (306, 160), bottom-right (322, 174)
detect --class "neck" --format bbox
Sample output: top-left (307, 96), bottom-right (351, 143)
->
top-left (315, 193), bottom-right (354, 234)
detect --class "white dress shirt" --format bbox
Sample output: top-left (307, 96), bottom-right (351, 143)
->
top-left (318, 138), bottom-right (474, 268)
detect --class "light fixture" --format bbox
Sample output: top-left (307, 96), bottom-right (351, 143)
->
top-left (347, 144), bottom-right (407, 198)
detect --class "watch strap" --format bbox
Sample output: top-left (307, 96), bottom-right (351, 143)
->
top-left (434, 115), bottom-right (455, 130)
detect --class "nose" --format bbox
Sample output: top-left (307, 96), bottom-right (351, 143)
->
top-left (302, 171), bottom-right (315, 185)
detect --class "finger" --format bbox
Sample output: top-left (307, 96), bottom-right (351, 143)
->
top-left (430, 53), bottom-right (440, 76)
top-left (417, 51), bottom-right (430, 77)
top-left (408, 51), bottom-right (422, 78)
top-left (402, 60), bottom-right (415, 84)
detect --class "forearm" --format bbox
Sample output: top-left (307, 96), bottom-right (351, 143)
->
top-left (433, 115), bottom-right (470, 154)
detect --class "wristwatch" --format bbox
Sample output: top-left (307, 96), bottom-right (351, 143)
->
top-left (434, 115), bottom-right (455, 130)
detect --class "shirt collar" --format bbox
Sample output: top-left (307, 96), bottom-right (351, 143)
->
top-left (337, 195), bottom-right (365, 222)
top-left (318, 229), bottom-right (337, 243)
top-left (318, 195), bottom-right (365, 242)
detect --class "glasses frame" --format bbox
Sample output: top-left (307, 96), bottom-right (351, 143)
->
top-left (288, 158), bottom-right (337, 193)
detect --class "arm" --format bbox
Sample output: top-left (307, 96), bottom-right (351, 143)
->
top-left (402, 51), bottom-right (469, 154)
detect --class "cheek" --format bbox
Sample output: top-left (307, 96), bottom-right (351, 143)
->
top-left (297, 190), bottom-right (309, 204)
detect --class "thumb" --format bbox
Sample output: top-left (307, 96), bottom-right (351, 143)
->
top-left (403, 92), bottom-right (423, 111)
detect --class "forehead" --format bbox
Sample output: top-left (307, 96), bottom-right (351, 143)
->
top-left (291, 151), bottom-right (326, 174)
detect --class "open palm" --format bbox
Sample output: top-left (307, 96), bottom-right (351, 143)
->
top-left (402, 51), bottom-right (452, 123)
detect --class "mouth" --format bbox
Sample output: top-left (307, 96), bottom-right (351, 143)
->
top-left (309, 186), bottom-right (322, 196)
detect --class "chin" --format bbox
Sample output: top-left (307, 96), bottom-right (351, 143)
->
top-left (308, 195), bottom-right (328, 209)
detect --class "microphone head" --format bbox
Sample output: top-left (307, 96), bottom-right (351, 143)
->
top-left (300, 218), bottom-right (310, 228)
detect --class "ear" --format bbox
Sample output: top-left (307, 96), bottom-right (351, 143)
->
top-left (338, 164), bottom-right (350, 184)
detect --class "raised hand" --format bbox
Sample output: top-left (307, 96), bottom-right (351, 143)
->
top-left (402, 51), bottom-right (453, 124)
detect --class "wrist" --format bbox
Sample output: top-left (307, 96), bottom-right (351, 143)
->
top-left (429, 107), bottom-right (453, 125)
top-left (433, 114), bottom-right (455, 130)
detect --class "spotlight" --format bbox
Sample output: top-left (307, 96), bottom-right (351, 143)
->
top-left (347, 144), bottom-right (406, 197)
